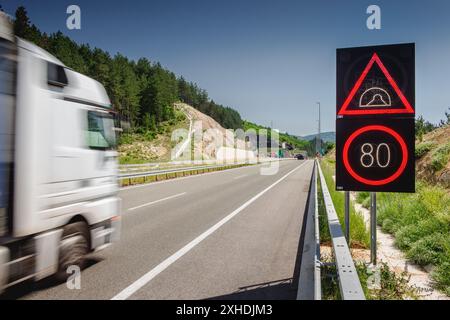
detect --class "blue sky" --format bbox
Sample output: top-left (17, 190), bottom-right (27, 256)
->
top-left (2, 0), bottom-right (450, 135)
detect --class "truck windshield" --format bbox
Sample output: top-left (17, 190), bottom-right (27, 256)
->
top-left (0, 38), bottom-right (16, 237)
top-left (86, 111), bottom-right (117, 150)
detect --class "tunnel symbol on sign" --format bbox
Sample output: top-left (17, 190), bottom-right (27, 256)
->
top-left (359, 87), bottom-right (391, 108)
top-left (359, 87), bottom-right (392, 108)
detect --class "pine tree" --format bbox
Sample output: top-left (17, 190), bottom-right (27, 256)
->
top-left (14, 6), bottom-right (30, 38)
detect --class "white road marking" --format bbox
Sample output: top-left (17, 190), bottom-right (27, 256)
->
top-left (233, 174), bottom-right (249, 180)
top-left (127, 192), bottom-right (187, 212)
top-left (111, 161), bottom-right (309, 300)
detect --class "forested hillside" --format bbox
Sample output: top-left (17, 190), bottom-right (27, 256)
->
top-left (10, 6), bottom-right (243, 132)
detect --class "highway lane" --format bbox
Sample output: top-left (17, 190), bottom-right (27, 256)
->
top-left (14, 159), bottom-right (313, 300)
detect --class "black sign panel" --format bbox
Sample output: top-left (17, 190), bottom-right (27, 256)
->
top-left (336, 43), bottom-right (415, 192)
top-left (336, 43), bottom-right (415, 117)
top-left (336, 118), bottom-right (415, 193)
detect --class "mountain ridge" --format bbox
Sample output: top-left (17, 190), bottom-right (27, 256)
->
top-left (299, 131), bottom-right (336, 143)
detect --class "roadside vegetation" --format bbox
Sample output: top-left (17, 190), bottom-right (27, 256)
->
top-left (356, 185), bottom-right (450, 296)
top-left (318, 167), bottom-right (417, 300)
top-left (430, 142), bottom-right (450, 172)
top-left (118, 109), bottom-right (188, 164)
top-left (319, 157), bottom-right (370, 248)
top-left (415, 141), bottom-right (436, 159)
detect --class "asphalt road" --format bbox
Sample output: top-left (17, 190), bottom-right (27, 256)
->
top-left (12, 159), bottom-right (314, 300)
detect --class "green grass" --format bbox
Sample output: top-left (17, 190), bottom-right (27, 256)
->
top-left (357, 181), bottom-right (450, 296)
top-left (356, 191), bottom-right (370, 204)
top-left (317, 177), bottom-right (331, 244)
top-left (415, 141), bottom-right (436, 159)
top-left (430, 142), bottom-right (450, 171)
top-left (319, 159), bottom-right (370, 248)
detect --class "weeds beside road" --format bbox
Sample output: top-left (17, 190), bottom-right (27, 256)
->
top-left (319, 158), bottom-right (370, 248)
top-left (317, 159), bottom-right (417, 300)
top-left (356, 185), bottom-right (450, 296)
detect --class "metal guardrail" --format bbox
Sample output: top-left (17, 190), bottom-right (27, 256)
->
top-left (316, 160), bottom-right (365, 300)
top-left (119, 163), bottom-right (245, 180)
top-left (313, 162), bottom-right (322, 300)
top-left (119, 158), bottom-right (297, 186)
top-left (119, 157), bottom-right (295, 171)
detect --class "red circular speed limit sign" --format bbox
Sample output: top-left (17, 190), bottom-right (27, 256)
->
top-left (335, 118), bottom-right (414, 192)
top-left (343, 125), bottom-right (408, 186)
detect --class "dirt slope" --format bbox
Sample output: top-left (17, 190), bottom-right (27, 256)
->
top-left (119, 103), bottom-right (249, 163)
top-left (175, 103), bottom-right (247, 160)
top-left (416, 125), bottom-right (450, 189)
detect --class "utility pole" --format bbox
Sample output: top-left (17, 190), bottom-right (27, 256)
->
top-left (316, 102), bottom-right (321, 155)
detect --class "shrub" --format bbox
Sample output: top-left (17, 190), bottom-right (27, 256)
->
top-left (394, 219), bottom-right (447, 251)
top-left (143, 130), bottom-right (156, 141)
top-left (356, 262), bottom-right (418, 300)
top-left (418, 184), bottom-right (450, 213)
top-left (361, 196), bottom-right (371, 209)
top-left (415, 141), bottom-right (435, 158)
top-left (118, 133), bottom-right (134, 145)
top-left (432, 260), bottom-right (450, 296)
top-left (406, 233), bottom-right (449, 266)
top-left (356, 192), bottom-right (370, 204)
top-left (395, 225), bottom-right (422, 250)
top-left (430, 142), bottom-right (450, 171)
top-left (376, 182), bottom-right (450, 296)
top-left (381, 218), bottom-right (396, 233)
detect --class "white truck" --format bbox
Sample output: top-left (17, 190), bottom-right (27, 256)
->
top-left (0, 13), bottom-right (121, 292)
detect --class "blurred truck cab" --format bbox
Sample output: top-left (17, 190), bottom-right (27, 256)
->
top-left (0, 13), bottom-right (121, 291)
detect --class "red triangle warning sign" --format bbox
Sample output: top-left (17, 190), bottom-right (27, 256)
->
top-left (338, 53), bottom-right (414, 116)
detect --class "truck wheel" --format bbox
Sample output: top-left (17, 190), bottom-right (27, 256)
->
top-left (55, 222), bottom-right (89, 281)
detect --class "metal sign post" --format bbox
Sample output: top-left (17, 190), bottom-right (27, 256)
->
top-left (370, 192), bottom-right (377, 265)
top-left (344, 191), bottom-right (350, 243)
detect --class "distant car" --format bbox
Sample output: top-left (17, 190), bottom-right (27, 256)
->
top-left (295, 154), bottom-right (305, 160)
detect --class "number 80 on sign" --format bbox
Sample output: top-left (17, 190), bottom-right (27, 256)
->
top-left (336, 118), bottom-right (414, 192)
